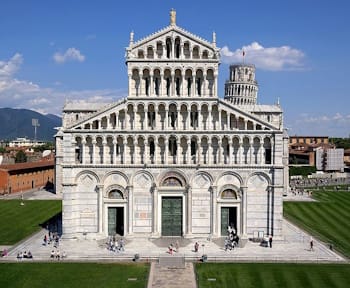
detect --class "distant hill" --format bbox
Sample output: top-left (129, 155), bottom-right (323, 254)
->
top-left (0, 108), bottom-right (62, 141)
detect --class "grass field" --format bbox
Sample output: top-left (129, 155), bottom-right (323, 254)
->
top-left (196, 263), bottom-right (350, 288)
top-left (0, 263), bottom-right (149, 288)
top-left (0, 200), bottom-right (61, 245)
top-left (284, 190), bottom-right (350, 258)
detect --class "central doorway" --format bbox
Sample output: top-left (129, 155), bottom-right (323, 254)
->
top-left (161, 197), bottom-right (182, 236)
top-left (221, 207), bottom-right (237, 236)
top-left (108, 207), bottom-right (124, 236)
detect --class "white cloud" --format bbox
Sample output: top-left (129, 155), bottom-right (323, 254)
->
top-left (221, 42), bottom-right (305, 71)
top-left (287, 113), bottom-right (350, 137)
top-left (0, 53), bottom-right (23, 78)
top-left (0, 53), bottom-right (126, 116)
top-left (53, 48), bottom-right (85, 64)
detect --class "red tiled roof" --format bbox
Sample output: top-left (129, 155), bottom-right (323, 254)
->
top-left (0, 160), bottom-right (54, 172)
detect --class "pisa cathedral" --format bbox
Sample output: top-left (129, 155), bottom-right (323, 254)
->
top-left (55, 11), bottom-right (289, 241)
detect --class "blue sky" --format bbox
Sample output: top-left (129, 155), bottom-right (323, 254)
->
top-left (0, 0), bottom-right (349, 137)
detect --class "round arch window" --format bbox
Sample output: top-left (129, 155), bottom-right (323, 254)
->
top-left (221, 189), bottom-right (237, 199)
top-left (108, 190), bottom-right (124, 199)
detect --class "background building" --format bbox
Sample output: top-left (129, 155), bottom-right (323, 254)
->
top-left (56, 11), bottom-right (288, 241)
top-left (0, 160), bottom-right (54, 194)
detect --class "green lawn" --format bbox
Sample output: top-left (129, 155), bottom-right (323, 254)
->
top-left (0, 200), bottom-right (62, 245)
top-left (196, 263), bottom-right (350, 288)
top-left (284, 190), bottom-right (350, 258)
top-left (0, 263), bottom-right (149, 288)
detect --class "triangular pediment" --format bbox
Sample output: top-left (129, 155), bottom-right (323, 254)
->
top-left (127, 25), bottom-right (219, 60)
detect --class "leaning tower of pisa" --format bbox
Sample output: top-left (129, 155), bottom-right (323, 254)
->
top-left (224, 64), bottom-right (258, 106)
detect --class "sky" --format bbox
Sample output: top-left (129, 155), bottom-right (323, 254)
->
top-left (0, 0), bottom-right (349, 137)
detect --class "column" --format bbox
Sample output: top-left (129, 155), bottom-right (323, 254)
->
top-left (125, 110), bottom-right (129, 130)
top-left (106, 116), bottom-right (110, 129)
top-left (192, 75), bottom-right (196, 97)
top-left (123, 137), bottom-right (127, 164)
top-left (128, 73), bottom-right (132, 96)
top-left (128, 186), bottom-right (133, 235)
top-left (197, 140), bottom-right (201, 164)
top-left (260, 144), bottom-right (264, 164)
top-left (165, 109), bottom-right (169, 129)
top-left (145, 108), bottom-right (148, 130)
top-left (208, 108), bottom-right (212, 130)
top-left (162, 44), bottom-right (166, 59)
top-left (81, 139), bottom-right (86, 164)
top-left (271, 138), bottom-right (275, 165)
top-left (152, 185), bottom-right (158, 235)
top-left (160, 73), bottom-right (164, 96)
top-left (176, 139), bottom-right (181, 164)
top-left (198, 109), bottom-right (202, 130)
top-left (164, 137), bottom-right (169, 164)
top-left (97, 184), bottom-right (104, 234)
top-left (229, 138), bottom-right (233, 165)
top-left (92, 139), bottom-right (96, 164)
top-left (202, 73), bottom-right (206, 97)
top-left (187, 138), bottom-right (191, 164)
top-left (249, 142), bottom-right (252, 165)
top-left (116, 112), bottom-right (119, 129)
top-left (218, 138), bottom-right (222, 164)
top-left (181, 73), bottom-right (185, 96)
top-left (150, 73), bottom-right (154, 96)
top-left (171, 72), bottom-right (175, 96)
top-left (187, 186), bottom-right (192, 235)
top-left (113, 139), bottom-right (117, 164)
top-left (144, 138), bottom-right (149, 164)
top-left (186, 110), bottom-right (190, 130)
top-left (238, 143), bottom-right (242, 164)
top-left (214, 73), bottom-right (218, 97)
top-left (242, 186), bottom-right (248, 236)
top-left (171, 37), bottom-right (175, 58)
top-left (218, 110), bottom-right (222, 130)
top-left (155, 106), bottom-right (158, 130)
top-left (180, 44), bottom-right (184, 59)
top-left (211, 186), bottom-right (217, 236)
top-left (208, 140), bottom-right (211, 165)
top-left (154, 136), bottom-right (158, 164)
top-left (102, 138), bottom-right (107, 164)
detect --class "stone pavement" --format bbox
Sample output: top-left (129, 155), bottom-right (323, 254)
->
top-left (147, 262), bottom-right (197, 288)
top-left (0, 190), bottom-right (347, 288)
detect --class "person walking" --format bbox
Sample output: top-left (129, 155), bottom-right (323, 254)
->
top-left (269, 235), bottom-right (273, 248)
top-left (310, 237), bottom-right (314, 251)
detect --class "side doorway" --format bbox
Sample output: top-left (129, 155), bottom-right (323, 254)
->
top-left (108, 207), bottom-right (124, 236)
top-left (220, 207), bottom-right (237, 236)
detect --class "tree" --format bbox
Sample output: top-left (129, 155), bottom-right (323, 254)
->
top-left (15, 150), bottom-right (27, 163)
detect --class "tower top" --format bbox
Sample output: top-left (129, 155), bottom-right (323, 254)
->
top-left (170, 9), bottom-right (176, 26)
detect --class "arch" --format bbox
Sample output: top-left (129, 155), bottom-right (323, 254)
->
top-left (215, 171), bottom-right (243, 191)
top-left (220, 184), bottom-right (241, 199)
top-left (159, 170), bottom-right (188, 188)
top-left (75, 170), bottom-right (100, 184)
top-left (102, 171), bottom-right (129, 187)
top-left (245, 172), bottom-right (271, 188)
top-left (191, 171), bottom-right (213, 189)
top-left (105, 184), bottom-right (126, 199)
